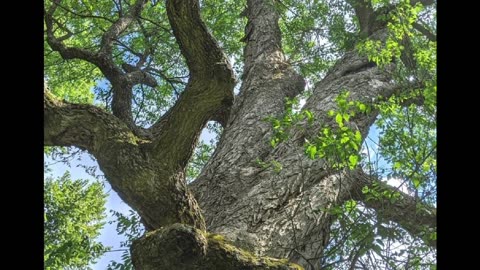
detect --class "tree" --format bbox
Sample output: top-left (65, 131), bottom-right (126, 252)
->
top-left (44, 172), bottom-right (109, 269)
top-left (44, 0), bottom-right (436, 269)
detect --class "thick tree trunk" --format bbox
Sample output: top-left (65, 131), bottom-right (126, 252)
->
top-left (191, 48), bottom-right (399, 268)
top-left (189, 1), bottom-right (435, 269)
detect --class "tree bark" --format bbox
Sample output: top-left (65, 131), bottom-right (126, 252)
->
top-left (131, 223), bottom-right (302, 270)
top-left (190, 1), bottom-right (436, 269)
top-left (192, 48), bottom-right (435, 270)
top-left (44, 87), bottom-right (206, 231)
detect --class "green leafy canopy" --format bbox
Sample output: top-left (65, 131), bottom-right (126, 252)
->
top-left (44, 172), bottom-right (109, 270)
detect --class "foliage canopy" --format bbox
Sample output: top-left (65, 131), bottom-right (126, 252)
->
top-left (44, 172), bottom-right (109, 269)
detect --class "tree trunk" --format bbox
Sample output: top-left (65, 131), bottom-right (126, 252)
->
top-left (191, 47), bottom-right (398, 268)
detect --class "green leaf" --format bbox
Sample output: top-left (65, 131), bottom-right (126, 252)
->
top-left (304, 110), bottom-right (314, 123)
top-left (350, 140), bottom-right (359, 151)
top-left (273, 119), bottom-right (281, 129)
top-left (412, 178), bottom-right (421, 189)
top-left (358, 103), bottom-right (367, 112)
top-left (308, 145), bottom-right (317, 159)
top-left (345, 200), bottom-right (357, 212)
top-left (348, 154), bottom-right (359, 168)
top-left (270, 138), bottom-right (278, 148)
top-left (354, 131), bottom-right (362, 142)
top-left (335, 113), bottom-right (343, 127)
top-left (375, 239), bottom-right (385, 247)
top-left (393, 161), bottom-right (402, 170)
top-left (372, 244), bottom-right (383, 255)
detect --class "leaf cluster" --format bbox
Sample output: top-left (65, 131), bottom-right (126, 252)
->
top-left (44, 172), bottom-right (109, 270)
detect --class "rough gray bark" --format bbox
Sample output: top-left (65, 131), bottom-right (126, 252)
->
top-left (44, 0), bottom-right (436, 269)
top-left (191, 47), bottom-right (401, 267)
top-left (190, 1), bottom-right (435, 269)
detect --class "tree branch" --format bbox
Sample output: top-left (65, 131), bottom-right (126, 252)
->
top-left (351, 170), bottom-right (436, 248)
top-left (54, 2), bottom-right (115, 23)
top-left (165, 0), bottom-right (235, 79)
top-left (412, 22), bottom-right (436, 42)
top-left (100, 0), bottom-right (147, 55)
top-left (299, 51), bottom-right (395, 142)
top-left (145, 0), bottom-right (235, 165)
top-left (45, 1), bottom-right (101, 64)
top-left (345, 0), bottom-right (375, 36)
top-left (45, 83), bottom-right (206, 232)
top-left (97, 0), bottom-right (153, 127)
top-left (44, 85), bottom-right (131, 153)
top-left (347, 0), bottom-right (436, 38)
top-left (189, 0), bottom-right (305, 186)
top-left (45, 0), bottom-right (157, 128)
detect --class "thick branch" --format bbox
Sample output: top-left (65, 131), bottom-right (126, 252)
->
top-left (191, 0), bottom-right (305, 200)
top-left (44, 87), bottom-right (131, 152)
top-left (45, 85), bottom-right (206, 231)
top-left (346, 0), bottom-right (375, 36)
top-left (351, 170), bottom-right (437, 248)
top-left (299, 51), bottom-right (394, 142)
top-left (146, 0), bottom-right (235, 165)
top-left (165, 0), bottom-right (235, 79)
top-left (347, 0), bottom-right (435, 38)
top-left (232, 0), bottom-right (305, 124)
